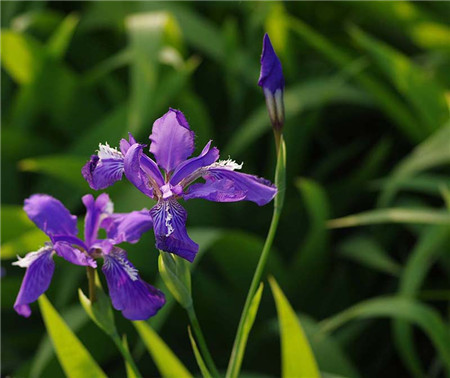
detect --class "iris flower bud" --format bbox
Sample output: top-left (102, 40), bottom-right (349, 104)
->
top-left (258, 33), bottom-right (285, 133)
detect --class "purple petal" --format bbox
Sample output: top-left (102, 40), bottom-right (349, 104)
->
top-left (102, 248), bottom-right (165, 320)
top-left (258, 33), bottom-right (284, 93)
top-left (184, 165), bottom-right (277, 206)
top-left (120, 133), bottom-right (138, 155)
top-left (13, 245), bottom-right (55, 317)
top-left (124, 144), bottom-right (163, 198)
top-left (102, 210), bottom-right (153, 244)
top-left (150, 199), bottom-right (198, 262)
top-left (24, 194), bottom-right (78, 237)
top-left (53, 241), bottom-right (97, 268)
top-left (82, 144), bottom-right (124, 190)
top-left (82, 194), bottom-right (113, 247)
top-left (169, 141), bottom-right (220, 186)
top-left (149, 108), bottom-right (195, 173)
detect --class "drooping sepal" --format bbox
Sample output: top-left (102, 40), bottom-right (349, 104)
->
top-left (102, 248), bottom-right (165, 320)
top-left (13, 245), bottom-right (55, 317)
top-left (150, 199), bottom-right (199, 262)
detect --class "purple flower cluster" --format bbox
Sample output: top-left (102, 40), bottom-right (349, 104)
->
top-left (13, 194), bottom-right (165, 320)
top-left (14, 33), bottom-right (283, 321)
top-left (82, 108), bottom-right (277, 262)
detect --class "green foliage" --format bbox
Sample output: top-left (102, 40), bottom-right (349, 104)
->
top-left (2, 2), bottom-right (450, 377)
top-left (133, 321), bottom-right (192, 378)
top-left (269, 277), bottom-right (320, 378)
top-left (38, 295), bottom-right (107, 378)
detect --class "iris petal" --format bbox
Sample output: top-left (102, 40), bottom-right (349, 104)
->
top-left (53, 241), bottom-right (97, 268)
top-left (149, 108), bottom-right (195, 173)
top-left (24, 194), bottom-right (78, 237)
top-left (82, 143), bottom-right (125, 190)
top-left (150, 199), bottom-right (198, 262)
top-left (184, 166), bottom-right (277, 206)
top-left (13, 245), bottom-right (55, 317)
top-left (102, 248), bottom-right (165, 320)
top-left (101, 210), bottom-right (153, 244)
top-left (124, 144), bottom-right (161, 198)
top-left (169, 140), bottom-right (220, 186)
top-left (258, 33), bottom-right (284, 93)
top-left (82, 193), bottom-right (113, 247)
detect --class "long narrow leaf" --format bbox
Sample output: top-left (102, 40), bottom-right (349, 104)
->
top-left (187, 327), bottom-right (211, 378)
top-left (38, 295), bottom-right (107, 378)
top-left (327, 208), bottom-right (450, 228)
top-left (133, 321), bottom-right (192, 378)
top-left (320, 296), bottom-right (450, 372)
top-left (269, 277), bottom-right (320, 378)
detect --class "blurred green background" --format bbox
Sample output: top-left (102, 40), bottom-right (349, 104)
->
top-left (2, 1), bottom-right (450, 377)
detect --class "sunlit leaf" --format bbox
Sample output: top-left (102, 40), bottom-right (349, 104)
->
top-left (1, 30), bottom-right (45, 84)
top-left (187, 327), bottom-right (211, 378)
top-left (133, 321), bottom-right (192, 378)
top-left (269, 277), bottom-right (320, 378)
top-left (46, 13), bottom-right (79, 59)
top-left (228, 283), bottom-right (264, 378)
top-left (38, 295), bottom-right (107, 378)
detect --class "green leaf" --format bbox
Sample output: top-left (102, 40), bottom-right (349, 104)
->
top-left (187, 327), bottom-right (211, 378)
top-left (338, 235), bottom-right (401, 276)
top-left (46, 13), bottom-right (79, 59)
top-left (126, 11), bottom-right (184, 133)
top-left (269, 277), bottom-right (320, 378)
top-left (350, 26), bottom-right (449, 133)
top-left (228, 283), bottom-right (264, 378)
top-left (319, 296), bottom-right (450, 372)
top-left (1, 205), bottom-right (34, 244)
top-left (393, 225), bottom-right (450, 377)
top-left (30, 305), bottom-right (89, 378)
top-left (122, 335), bottom-right (138, 378)
top-left (38, 295), bottom-right (107, 378)
top-left (299, 315), bottom-right (359, 378)
top-left (327, 208), bottom-right (450, 228)
top-left (293, 178), bottom-right (330, 286)
top-left (18, 154), bottom-right (90, 190)
top-left (288, 16), bottom-right (423, 142)
top-left (133, 321), bottom-right (192, 378)
top-left (0, 30), bottom-right (45, 84)
top-left (378, 123), bottom-right (450, 206)
top-left (1, 229), bottom-right (48, 260)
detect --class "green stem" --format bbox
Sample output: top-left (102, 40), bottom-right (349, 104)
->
top-left (187, 304), bottom-right (220, 377)
top-left (226, 136), bottom-right (286, 378)
top-left (111, 332), bottom-right (143, 378)
top-left (86, 266), bottom-right (97, 303)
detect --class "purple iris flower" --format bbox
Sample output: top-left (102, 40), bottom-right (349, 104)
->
top-left (13, 193), bottom-right (165, 320)
top-left (82, 108), bottom-right (277, 263)
top-left (258, 33), bottom-right (285, 130)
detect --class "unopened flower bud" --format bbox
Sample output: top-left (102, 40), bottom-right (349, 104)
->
top-left (258, 33), bottom-right (285, 132)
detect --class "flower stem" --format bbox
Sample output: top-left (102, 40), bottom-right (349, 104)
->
top-left (111, 332), bottom-right (143, 378)
top-left (226, 136), bottom-right (286, 378)
top-left (86, 266), bottom-right (97, 303)
top-left (186, 304), bottom-right (220, 377)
